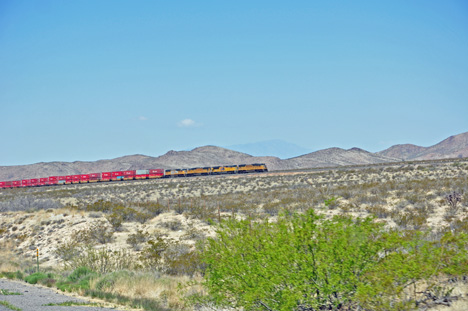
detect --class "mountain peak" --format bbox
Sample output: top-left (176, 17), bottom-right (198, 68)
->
top-left (378, 131), bottom-right (468, 160)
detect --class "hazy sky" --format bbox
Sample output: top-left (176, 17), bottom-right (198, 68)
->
top-left (1, 1), bottom-right (467, 166)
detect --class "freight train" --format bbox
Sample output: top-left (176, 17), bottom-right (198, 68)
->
top-left (0, 163), bottom-right (268, 189)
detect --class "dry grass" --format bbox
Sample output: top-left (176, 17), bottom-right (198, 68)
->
top-left (91, 273), bottom-right (200, 310)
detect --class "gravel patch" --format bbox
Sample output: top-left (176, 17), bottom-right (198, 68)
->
top-left (0, 279), bottom-right (124, 311)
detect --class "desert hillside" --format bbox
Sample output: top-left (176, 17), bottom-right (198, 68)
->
top-left (378, 132), bottom-right (468, 160)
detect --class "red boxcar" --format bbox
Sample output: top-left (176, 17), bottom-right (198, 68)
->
top-left (22, 179), bottom-right (31, 187)
top-left (30, 179), bottom-right (38, 186)
top-left (2, 181), bottom-right (12, 188)
top-left (12, 181), bottom-right (22, 188)
top-left (101, 172), bottom-right (111, 181)
top-left (39, 178), bottom-right (48, 186)
top-left (65, 176), bottom-right (73, 184)
top-left (57, 176), bottom-right (66, 185)
top-left (123, 170), bottom-right (135, 180)
top-left (111, 171), bottom-right (124, 181)
top-left (49, 176), bottom-right (58, 185)
top-left (0, 182), bottom-right (7, 188)
top-left (80, 174), bottom-right (90, 183)
top-left (72, 175), bottom-right (81, 184)
top-left (149, 169), bottom-right (164, 179)
top-left (89, 173), bottom-right (101, 182)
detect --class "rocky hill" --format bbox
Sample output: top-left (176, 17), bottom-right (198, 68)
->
top-left (284, 147), bottom-right (399, 169)
top-left (377, 144), bottom-right (427, 160)
top-left (1, 132), bottom-right (467, 181)
top-left (378, 132), bottom-right (468, 160)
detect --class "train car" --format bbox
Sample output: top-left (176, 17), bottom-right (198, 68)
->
top-left (101, 172), bottom-right (112, 182)
top-left (22, 179), bottom-right (31, 187)
top-left (149, 169), bottom-right (164, 179)
top-left (1, 181), bottom-right (12, 188)
top-left (135, 169), bottom-right (150, 179)
top-left (30, 178), bottom-right (39, 187)
top-left (212, 165), bottom-right (238, 174)
top-left (164, 169), bottom-right (187, 178)
top-left (39, 178), bottom-right (49, 186)
top-left (123, 170), bottom-right (136, 180)
top-left (65, 176), bottom-right (73, 184)
top-left (12, 181), bottom-right (22, 188)
top-left (80, 174), bottom-right (90, 183)
top-left (238, 163), bottom-right (268, 173)
top-left (72, 175), bottom-right (81, 184)
top-left (89, 173), bottom-right (101, 182)
top-left (49, 176), bottom-right (59, 185)
top-left (58, 176), bottom-right (67, 185)
top-left (111, 171), bottom-right (124, 181)
top-left (186, 167), bottom-right (211, 176)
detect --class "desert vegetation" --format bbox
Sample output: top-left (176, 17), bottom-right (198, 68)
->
top-left (1, 158), bottom-right (468, 310)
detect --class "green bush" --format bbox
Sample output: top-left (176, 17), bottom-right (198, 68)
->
top-left (56, 266), bottom-right (97, 292)
top-left (139, 237), bottom-right (169, 271)
top-left (67, 266), bottom-right (95, 282)
top-left (199, 210), bottom-right (468, 311)
top-left (24, 272), bottom-right (48, 284)
top-left (0, 271), bottom-right (23, 280)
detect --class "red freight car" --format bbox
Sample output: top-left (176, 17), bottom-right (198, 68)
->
top-left (80, 174), bottom-right (90, 183)
top-left (89, 173), bottom-right (101, 182)
top-left (101, 172), bottom-right (111, 181)
top-left (65, 176), bottom-right (73, 184)
top-left (111, 171), bottom-right (124, 181)
top-left (149, 169), bottom-right (164, 179)
top-left (0, 182), bottom-right (9, 188)
top-left (39, 178), bottom-right (48, 186)
top-left (30, 179), bottom-right (38, 187)
top-left (22, 179), bottom-right (31, 187)
top-left (58, 176), bottom-right (66, 185)
top-left (49, 176), bottom-right (58, 185)
top-left (123, 170), bottom-right (136, 180)
top-left (12, 181), bottom-right (22, 188)
top-left (72, 175), bottom-right (81, 184)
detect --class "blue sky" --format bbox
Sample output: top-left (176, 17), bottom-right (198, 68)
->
top-left (1, 1), bottom-right (467, 165)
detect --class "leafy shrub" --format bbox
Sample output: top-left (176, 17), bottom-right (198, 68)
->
top-left (163, 243), bottom-right (202, 276)
top-left (126, 229), bottom-right (150, 250)
top-left (0, 271), bottom-right (24, 280)
top-left (56, 266), bottom-right (97, 292)
top-left (139, 237), bottom-right (170, 271)
top-left (66, 248), bottom-right (137, 274)
top-left (106, 212), bottom-right (124, 231)
top-left (161, 220), bottom-right (183, 231)
top-left (68, 266), bottom-right (95, 282)
top-left (72, 221), bottom-right (114, 245)
top-left (199, 210), bottom-right (468, 311)
top-left (25, 272), bottom-right (48, 284)
top-left (54, 240), bottom-right (83, 262)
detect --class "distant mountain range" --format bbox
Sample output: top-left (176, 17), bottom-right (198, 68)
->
top-left (226, 140), bottom-right (311, 159)
top-left (1, 132), bottom-right (467, 181)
